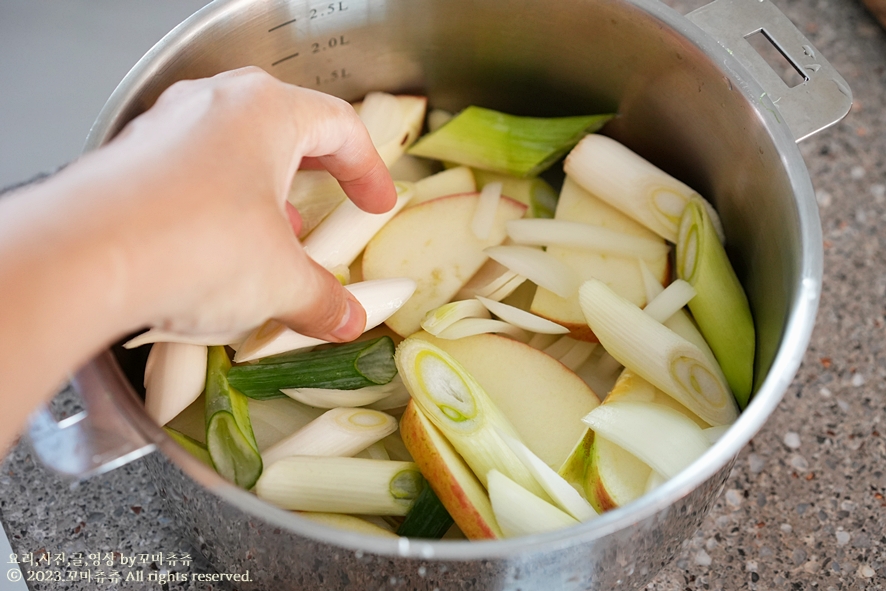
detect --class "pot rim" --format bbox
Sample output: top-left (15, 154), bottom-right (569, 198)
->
top-left (86, 0), bottom-right (822, 561)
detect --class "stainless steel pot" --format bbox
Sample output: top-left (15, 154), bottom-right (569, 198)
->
top-left (27, 0), bottom-right (851, 588)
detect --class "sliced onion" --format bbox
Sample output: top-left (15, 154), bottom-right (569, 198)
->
top-left (280, 383), bottom-right (401, 409)
top-left (506, 218), bottom-right (670, 259)
top-left (475, 296), bottom-right (569, 335)
top-left (421, 299), bottom-right (490, 336)
top-left (472, 182), bottom-right (502, 240)
top-left (435, 318), bottom-right (529, 341)
top-left (642, 279), bottom-right (696, 323)
top-left (123, 328), bottom-right (250, 350)
top-left (484, 245), bottom-right (579, 298)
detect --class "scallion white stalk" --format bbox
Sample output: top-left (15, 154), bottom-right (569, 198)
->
top-left (581, 400), bottom-right (711, 479)
top-left (395, 338), bottom-right (550, 499)
top-left (506, 218), bottom-right (670, 259)
top-left (487, 470), bottom-right (579, 538)
top-left (296, 512), bottom-right (399, 537)
top-left (485, 245), bottom-right (579, 299)
top-left (475, 296), bottom-right (569, 335)
top-left (261, 407), bottom-right (398, 466)
top-left (579, 279), bottom-right (738, 426)
top-left (564, 134), bottom-right (723, 243)
top-left (255, 456), bottom-right (423, 515)
top-left (303, 182), bottom-right (415, 271)
top-left (234, 278), bottom-right (417, 362)
top-left (143, 342), bottom-right (207, 426)
top-left (421, 299), bottom-right (491, 336)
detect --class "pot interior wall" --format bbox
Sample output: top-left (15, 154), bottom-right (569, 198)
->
top-left (108, 0), bottom-right (801, 392)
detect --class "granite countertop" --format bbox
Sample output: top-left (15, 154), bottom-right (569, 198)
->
top-left (2, 0), bottom-right (885, 589)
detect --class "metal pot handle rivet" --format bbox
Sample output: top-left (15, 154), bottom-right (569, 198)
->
top-left (687, 0), bottom-right (852, 142)
top-left (26, 355), bottom-right (156, 479)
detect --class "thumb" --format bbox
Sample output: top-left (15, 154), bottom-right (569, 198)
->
top-left (276, 252), bottom-right (367, 342)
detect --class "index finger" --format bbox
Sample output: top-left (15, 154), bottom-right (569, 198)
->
top-left (289, 86), bottom-right (397, 214)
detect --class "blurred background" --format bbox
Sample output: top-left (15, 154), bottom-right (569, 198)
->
top-left (0, 1), bottom-right (210, 188)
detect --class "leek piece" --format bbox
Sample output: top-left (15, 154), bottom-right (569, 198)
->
top-left (435, 318), bottom-right (529, 341)
top-left (641, 279), bottom-right (697, 323)
top-left (564, 134), bottom-right (723, 243)
top-left (487, 470), bottom-right (579, 538)
top-left (473, 169), bottom-right (558, 219)
top-left (581, 401), bottom-right (711, 479)
top-left (204, 346), bottom-right (263, 489)
top-left (407, 166), bottom-right (477, 208)
top-left (408, 106), bottom-right (613, 178)
top-left (261, 407), bottom-right (397, 466)
top-left (676, 198), bottom-right (755, 408)
top-left (303, 181), bottom-right (415, 270)
top-left (506, 218), bottom-right (671, 259)
top-left (485, 245), bottom-right (579, 299)
top-left (233, 278), bottom-right (417, 362)
top-left (497, 429), bottom-right (597, 522)
top-left (471, 182), bottom-right (503, 240)
top-left (396, 485), bottom-right (455, 539)
top-left (578, 279), bottom-right (738, 426)
top-left (227, 337), bottom-right (397, 400)
top-left (421, 299), bottom-right (490, 336)
top-left (395, 338), bottom-right (550, 499)
top-left (164, 427), bottom-right (213, 467)
top-left (143, 342), bottom-right (207, 426)
top-left (475, 296), bottom-right (569, 335)
top-left (279, 382), bottom-right (401, 409)
top-left (254, 456), bottom-right (423, 515)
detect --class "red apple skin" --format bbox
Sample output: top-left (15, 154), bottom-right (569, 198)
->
top-left (399, 401), bottom-right (502, 540)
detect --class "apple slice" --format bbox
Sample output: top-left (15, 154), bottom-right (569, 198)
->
top-left (399, 400), bottom-right (503, 540)
top-left (362, 193), bottom-right (527, 336)
top-left (529, 176), bottom-right (670, 341)
top-left (584, 434), bottom-right (652, 512)
top-left (413, 332), bottom-right (601, 470)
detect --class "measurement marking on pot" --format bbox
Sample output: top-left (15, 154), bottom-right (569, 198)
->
top-left (312, 35), bottom-right (349, 53)
top-left (315, 68), bottom-right (351, 86)
top-left (310, 1), bottom-right (349, 20)
top-left (271, 52), bottom-right (300, 66)
top-left (268, 18), bottom-right (298, 32)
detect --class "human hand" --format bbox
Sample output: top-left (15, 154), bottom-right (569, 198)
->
top-left (77, 67), bottom-right (397, 342)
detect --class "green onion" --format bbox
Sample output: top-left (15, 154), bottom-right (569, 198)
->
top-left (261, 407), bottom-right (397, 466)
top-left (676, 198), bottom-right (755, 408)
top-left (578, 279), bottom-right (738, 426)
top-left (227, 337), bottom-right (397, 400)
top-left (254, 456), bottom-right (423, 516)
top-left (396, 484), bottom-right (455, 539)
top-left (204, 346), bottom-right (263, 489)
top-left (163, 427), bottom-right (213, 467)
top-left (395, 337), bottom-right (550, 500)
top-left (408, 106), bottom-right (613, 178)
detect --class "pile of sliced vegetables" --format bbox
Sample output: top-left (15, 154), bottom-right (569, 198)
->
top-left (132, 91), bottom-right (755, 540)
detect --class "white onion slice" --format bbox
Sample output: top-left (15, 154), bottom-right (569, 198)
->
top-left (487, 470), bottom-right (578, 538)
top-left (506, 218), bottom-right (670, 259)
top-left (642, 279), bottom-right (696, 323)
top-left (435, 318), bottom-right (529, 341)
top-left (471, 182), bottom-right (503, 240)
top-left (123, 328), bottom-right (250, 350)
top-left (581, 401), bottom-right (711, 478)
top-left (280, 383), bottom-right (401, 409)
top-left (484, 245), bottom-right (579, 298)
top-left (421, 299), bottom-right (490, 336)
top-left (476, 296), bottom-right (569, 335)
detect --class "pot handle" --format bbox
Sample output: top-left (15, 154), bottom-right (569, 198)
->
top-left (686, 0), bottom-right (852, 142)
top-left (26, 354), bottom-right (156, 479)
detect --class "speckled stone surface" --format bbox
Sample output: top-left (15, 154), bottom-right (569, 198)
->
top-left (2, 0), bottom-right (885, 589)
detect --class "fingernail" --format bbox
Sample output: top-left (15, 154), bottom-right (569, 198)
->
top-left (328, 296), bottom-right (366, 341)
